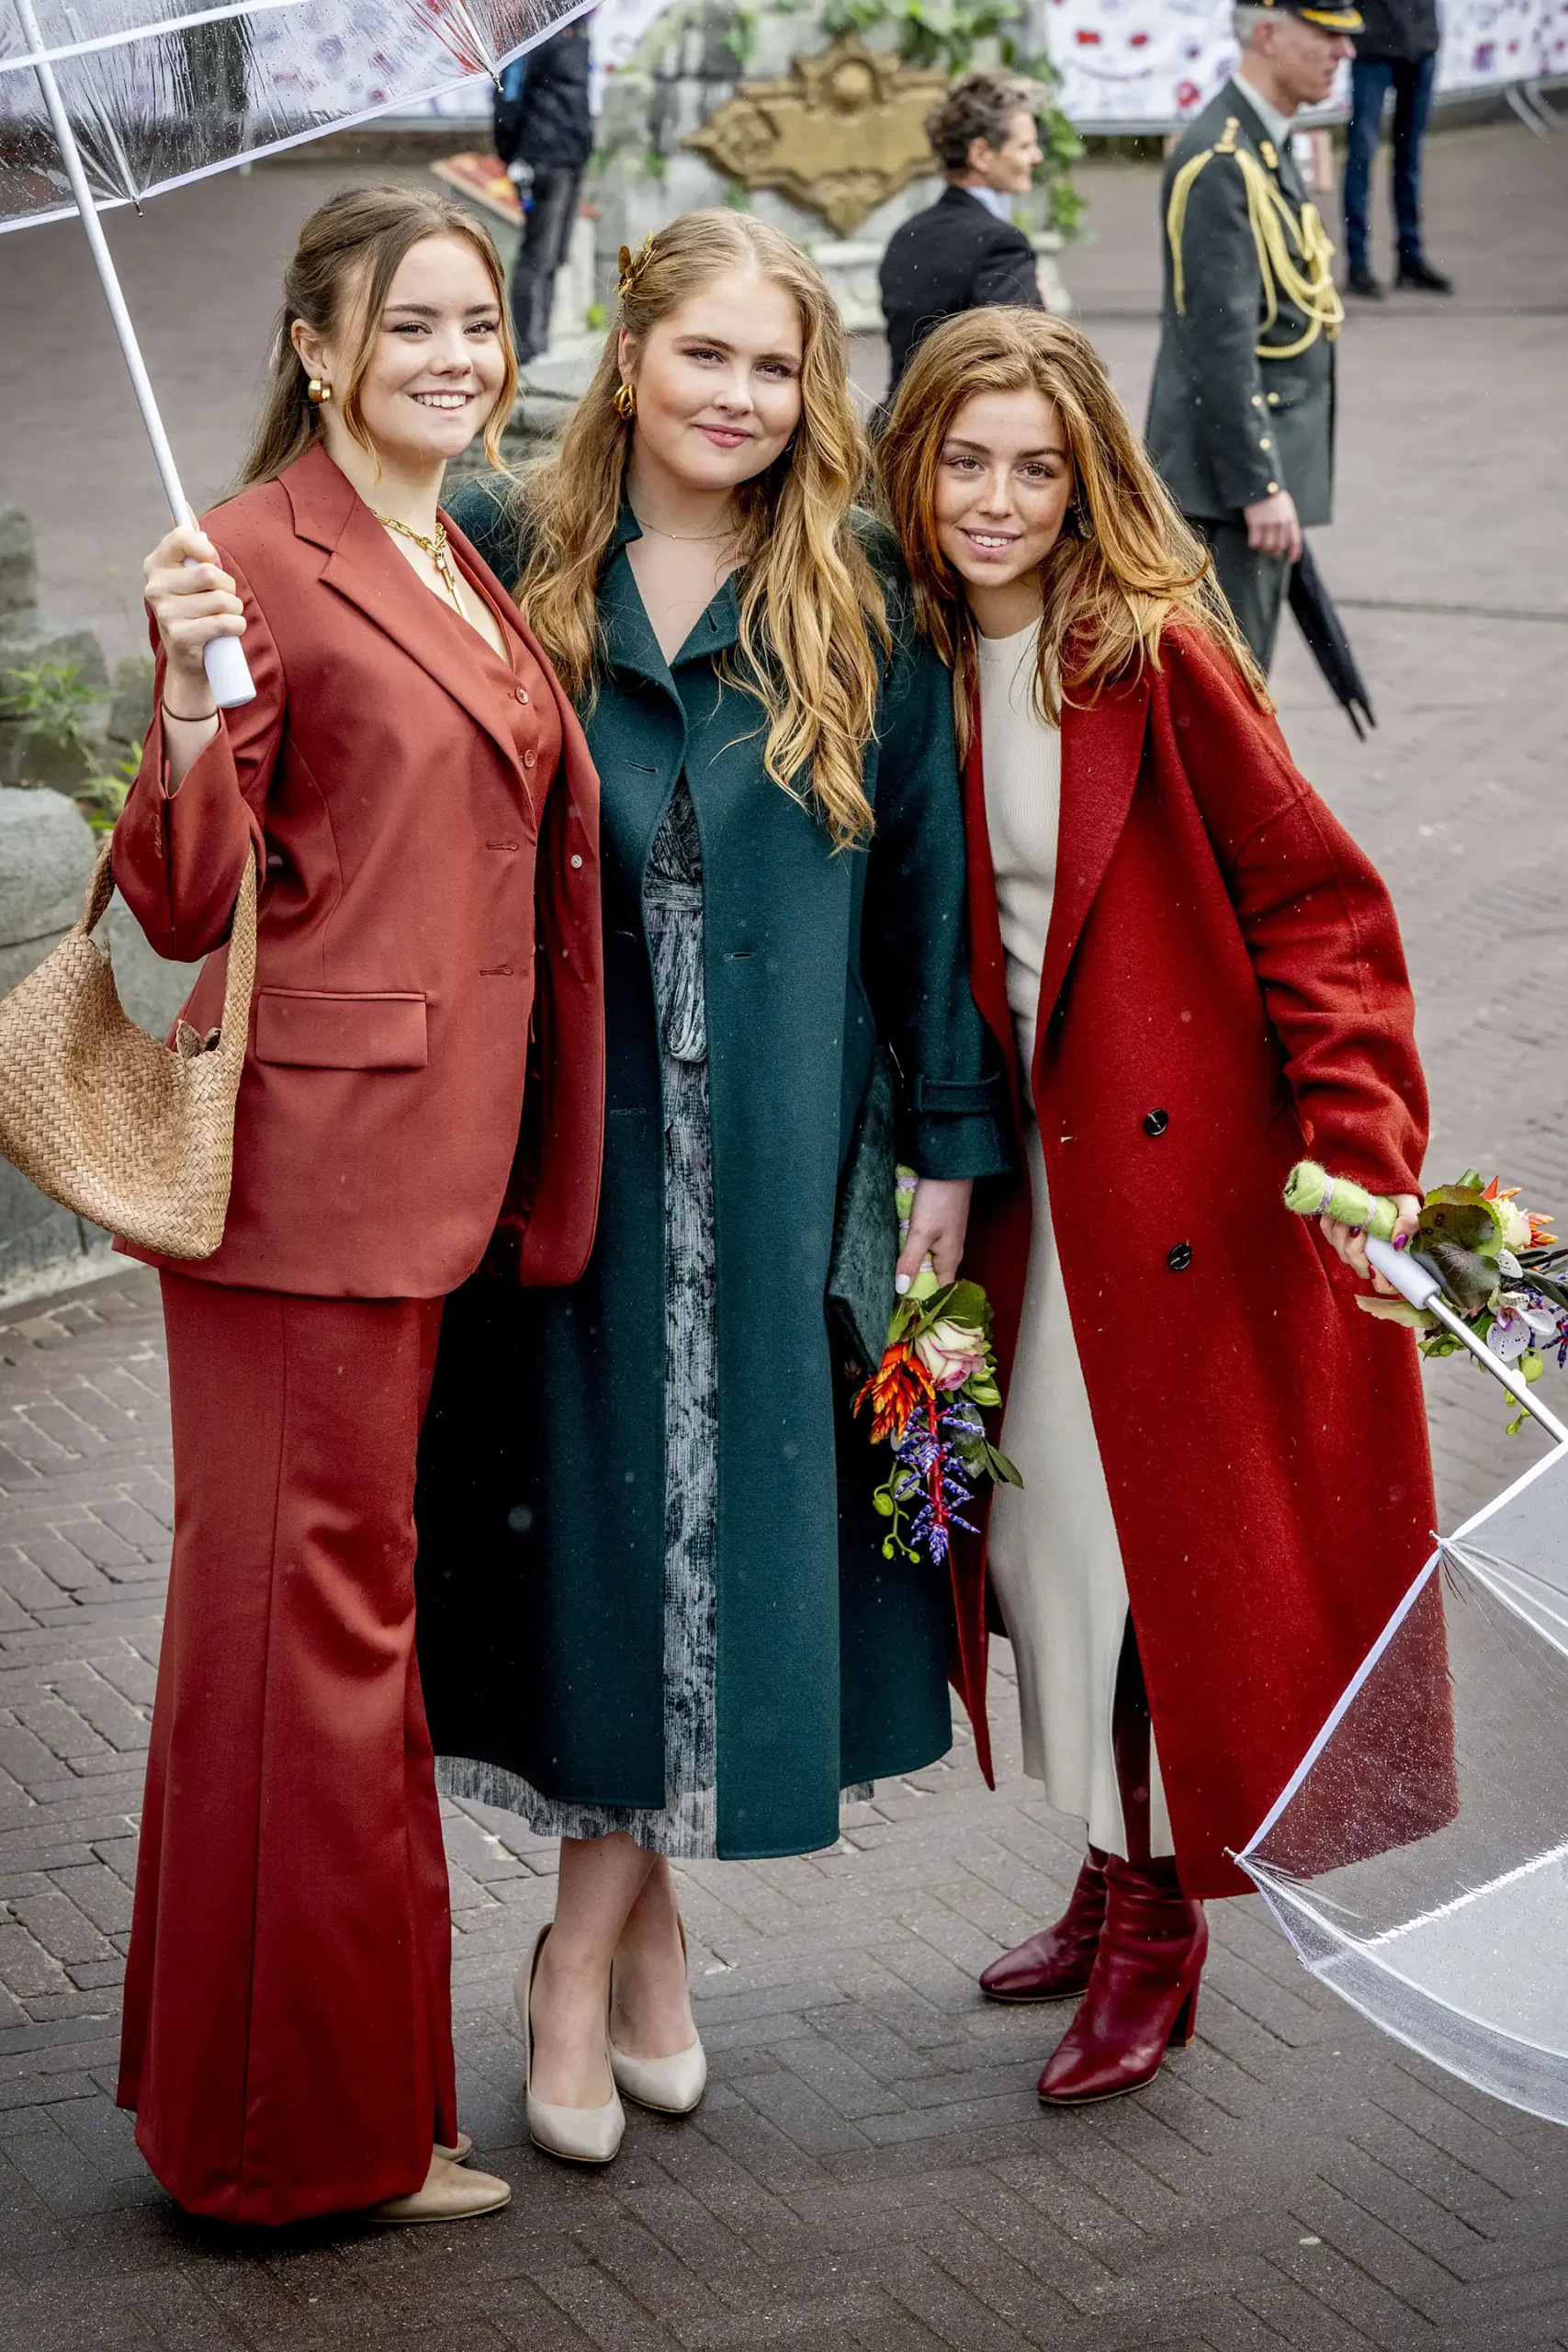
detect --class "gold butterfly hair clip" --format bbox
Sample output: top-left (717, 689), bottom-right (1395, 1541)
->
top-left (617, 235), bottom-right (656, 300)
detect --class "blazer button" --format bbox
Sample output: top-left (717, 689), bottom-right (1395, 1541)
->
top-left (515, 686), bottom-right (529, 703)
top-left (523, 749), bottom-right (536, 769)
top-left (1167, 1242), bottom-right (1193, 1272)
top-left (1143, 1108), bottom-right (1169, 1137)
top-left (570, 853), bottom-right (583, 869)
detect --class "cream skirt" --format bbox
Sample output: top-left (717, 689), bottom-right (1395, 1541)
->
top-left (987, 1114), bottom-right (1175, 1860)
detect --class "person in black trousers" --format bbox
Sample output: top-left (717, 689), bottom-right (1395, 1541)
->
top-left (494, 18), bottom-right (594, 363)
top-left (1343, 0), bottom-right (1452, 298)
top-left (878, 72), bottom-right (1044, 401)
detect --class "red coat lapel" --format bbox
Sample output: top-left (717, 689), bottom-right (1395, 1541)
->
top-left (1031, 677), bottom-right (1149, 1093)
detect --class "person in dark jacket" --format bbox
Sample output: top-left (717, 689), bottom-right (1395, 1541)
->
top-left (415, 211), bottom-right (1011, 2171)
top-left (1343, 0), bottom-right (1451, 298)
top-left (1146, 0), bottom-right (1358, 670)
top-left (878, 71), bottom-right (1044, 399)
top-left (493, 18), bottom-right (593, 362)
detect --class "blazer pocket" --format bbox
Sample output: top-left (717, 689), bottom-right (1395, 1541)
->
top-left (254, 989), bottom-right (428, 1070)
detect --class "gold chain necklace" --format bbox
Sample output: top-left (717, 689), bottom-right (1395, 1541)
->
top-left (632, 510), bottom-right (739, 544)
top-left (375, 510), bottom-right (462, 608)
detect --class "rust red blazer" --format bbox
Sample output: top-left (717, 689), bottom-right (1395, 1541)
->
top-left (954, 624), bottom-right (1450, 1895)
top-left (113, 445), bottom-right (604, 1299)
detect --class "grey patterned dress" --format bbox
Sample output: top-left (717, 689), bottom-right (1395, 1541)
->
top-left (495, 778), bottom-right (721, 1857)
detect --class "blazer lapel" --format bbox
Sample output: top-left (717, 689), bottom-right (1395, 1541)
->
top-left (1032, 675), bottom-right (1149, 1065)
top-left (281, 446), bottom-right (521, 772)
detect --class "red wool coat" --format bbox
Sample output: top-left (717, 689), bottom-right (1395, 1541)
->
top-left (112, 445), bottom-right (604, 1298)
top-left (954, 623), bottom-right (1438, 1896)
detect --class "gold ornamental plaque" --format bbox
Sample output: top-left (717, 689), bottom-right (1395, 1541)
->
top-left (686, 37), bottom-right (949, 236)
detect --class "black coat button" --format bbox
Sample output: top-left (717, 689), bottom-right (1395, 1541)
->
top-left (1144, 1108), bottom-right (1169, 1136)
top-left (1167, 1242), bottom-right (1193, 1272)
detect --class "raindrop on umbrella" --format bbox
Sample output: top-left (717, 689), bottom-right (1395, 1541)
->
top-left (0, 0), bottom-right (590, 701)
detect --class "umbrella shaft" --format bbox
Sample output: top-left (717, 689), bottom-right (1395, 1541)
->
top-left (14, 0), bottom-right (190, 526)
top-left (1428, 1296), bottom-right (1568, 1446)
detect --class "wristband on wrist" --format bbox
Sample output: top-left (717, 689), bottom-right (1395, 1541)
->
top-left (162, 696), bottom-right (219, 726)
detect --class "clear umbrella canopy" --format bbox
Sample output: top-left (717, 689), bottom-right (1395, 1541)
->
top-left (0, 0), bottom-right (581, 229)
top-left (1239, 1438), bottom-right (1568, 2124)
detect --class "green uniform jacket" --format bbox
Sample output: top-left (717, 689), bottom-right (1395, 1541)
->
top-left (1146, 85), bottom-right (1341, 528)
top-left (414, 481), bottom-right (1012, 1859)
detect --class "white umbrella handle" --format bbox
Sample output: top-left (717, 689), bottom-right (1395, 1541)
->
top-left (1365, 1236), bottom-right (1568, 1446)
top-left (1365, 1235), bottom-right (1441, 1308)
top-left (14, 0), bottom-right (255, 708)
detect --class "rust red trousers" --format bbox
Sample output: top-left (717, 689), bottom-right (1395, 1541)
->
top-left (117, 1276), bottom-right (457, 2224)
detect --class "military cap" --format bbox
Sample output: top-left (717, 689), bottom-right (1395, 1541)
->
top-left (1250, 0), bottom-right (1365, 27)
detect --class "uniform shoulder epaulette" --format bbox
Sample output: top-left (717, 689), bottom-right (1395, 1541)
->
top-left (1166, 114), bottom-right (1346, 352)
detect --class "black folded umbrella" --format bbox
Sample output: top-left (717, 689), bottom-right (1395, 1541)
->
top-left (1289, 541), bottom-right (1376, 738)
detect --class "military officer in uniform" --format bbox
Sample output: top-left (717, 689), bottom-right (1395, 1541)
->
top-left (1146, 0), bottom-right (1359, 670)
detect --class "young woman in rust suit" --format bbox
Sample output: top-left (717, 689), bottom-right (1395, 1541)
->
top-left (110, 187), bottom-right (602, 2226)
top-left (879, 310), bottom-right (1440, 2106)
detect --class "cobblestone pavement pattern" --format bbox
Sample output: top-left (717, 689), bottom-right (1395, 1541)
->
top-left (2, 119), bottom-right (1567, 2352)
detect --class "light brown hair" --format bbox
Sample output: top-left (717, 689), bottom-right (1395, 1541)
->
top-left (926, 70), bottom-right (1039, 175)
top-left (513, 209), bottom-right (887, 849)
top-left (876, 308), bottom-right (1267, 751)
top-left (240, 184), bottom-right (517, 487)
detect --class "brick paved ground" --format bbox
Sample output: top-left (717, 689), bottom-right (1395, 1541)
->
top-left (3, 119), bottom-right (1568, 2352)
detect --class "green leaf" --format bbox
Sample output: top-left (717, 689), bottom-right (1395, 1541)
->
top-left (1417, 1187), bottom-right (1504, 1261)
top-left (937, 1280), bottom-right (989, 1329)
top-left (988, 1445), bottom-right (1023, 1487)
top-left (1412, 1238), bottom-right (1499, 1317)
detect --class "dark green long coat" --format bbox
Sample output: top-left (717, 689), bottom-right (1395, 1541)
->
top-left (414, 483), bottom-right (1011, 1859)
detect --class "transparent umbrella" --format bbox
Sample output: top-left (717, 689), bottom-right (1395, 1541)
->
top-left (1239, 1235), bottom-right (1568, 2125)
top-left (0, 0), bottom-right (586, 702)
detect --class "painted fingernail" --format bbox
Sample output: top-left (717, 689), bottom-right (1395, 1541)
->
top-left (895, 1274), bottom-right (911, 1295)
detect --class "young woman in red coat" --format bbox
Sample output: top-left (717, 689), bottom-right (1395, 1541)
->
top-left (111, 187), bottom-right (602, 2224)
top-left (878, 309), bottom-right (1435, 2105)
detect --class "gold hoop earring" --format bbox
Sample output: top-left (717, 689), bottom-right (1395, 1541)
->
top-left (613, 379), bottom-right (637, 421)
top-left (307, 377), bottom-right (333, 406)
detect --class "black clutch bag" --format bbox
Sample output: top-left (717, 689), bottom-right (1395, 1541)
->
top-left (826, 1047), bottom-right (898, 1376)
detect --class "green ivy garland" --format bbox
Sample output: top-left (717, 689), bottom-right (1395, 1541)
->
top-left (819, 0), bottom-right (1084, 233)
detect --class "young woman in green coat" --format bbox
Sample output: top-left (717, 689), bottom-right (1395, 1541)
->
top-left (415, 209), bottom-right (1010, 2165)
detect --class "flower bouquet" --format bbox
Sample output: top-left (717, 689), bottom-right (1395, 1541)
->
top-left (853, 1168), bottom-right (1021, 1563)
top-left (1285, 1159), bottom-right (1567, 1431)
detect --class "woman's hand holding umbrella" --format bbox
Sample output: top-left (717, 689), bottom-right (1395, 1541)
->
top-left (144, 523), bottom-right (247, 781)
top-left (1320, 1193), bottom-right (1421, 1294)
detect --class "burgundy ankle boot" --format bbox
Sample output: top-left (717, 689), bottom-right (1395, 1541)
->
top-left (980, 1849), bottom-right (1109, 2003)
top-left (1036, 1856), bottom-right (1206, 2105)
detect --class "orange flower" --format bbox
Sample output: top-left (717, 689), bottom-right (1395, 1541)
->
top-left (854, 1342), bottom-right (936, 1447)
top-left (1529, 1210), bottom-right (1560, 1247)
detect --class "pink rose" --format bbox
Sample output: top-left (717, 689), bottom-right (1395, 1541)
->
top-left (915, 1318), bottom-right (987, 1392)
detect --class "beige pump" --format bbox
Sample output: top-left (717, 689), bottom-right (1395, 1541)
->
top-left (369, 2148), bottom-right (510, 2224)
top-left (608, 1920), bottom-right (707, 2114)
top-left (520, 1926), bottom-right (626, 2165)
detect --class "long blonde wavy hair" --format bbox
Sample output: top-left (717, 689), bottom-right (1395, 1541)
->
top-left (514, 209), bottom-right (886, 846)
top-left (876, 308), bottom-right (1267, 752)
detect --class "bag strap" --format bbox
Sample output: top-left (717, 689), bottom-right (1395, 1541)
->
top-left (213, 851), bottom-right (259, 1078)
top-left (76, 839), bottom-right (117, 939)
top-left (82, 833), bottom-right (260, 1062)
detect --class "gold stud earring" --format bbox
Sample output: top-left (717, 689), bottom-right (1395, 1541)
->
top-left (307, 377), bottom-right (333, 405)
top-left (613, 379), bottom-right (637, 421)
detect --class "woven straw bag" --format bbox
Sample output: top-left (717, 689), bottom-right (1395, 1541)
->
top-left (0, 838), bottom-right (256, 1259)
